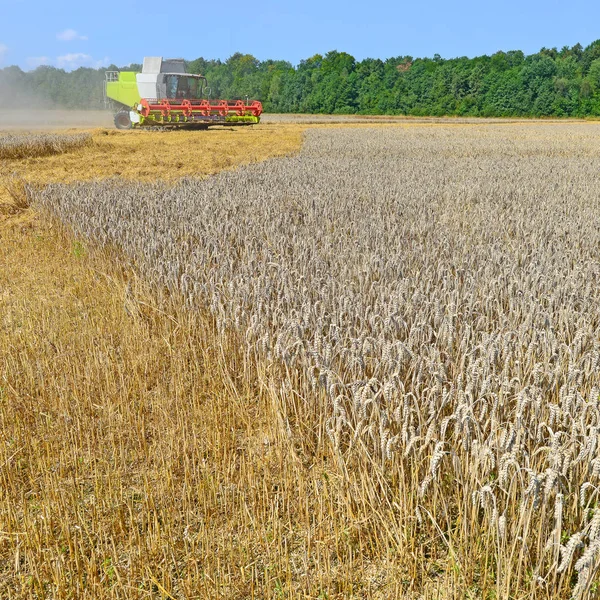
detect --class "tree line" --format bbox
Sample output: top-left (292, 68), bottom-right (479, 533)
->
top-left (2, 40), bottom-right (600, 117)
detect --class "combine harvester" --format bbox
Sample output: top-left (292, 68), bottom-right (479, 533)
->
top-left (104, 57), bottom-right (263, 129)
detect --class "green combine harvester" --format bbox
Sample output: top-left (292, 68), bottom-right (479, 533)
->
top-left (104, 57), bottom-right (262, 129)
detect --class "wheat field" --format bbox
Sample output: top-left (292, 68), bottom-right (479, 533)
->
top-left (0, 133), bottom-right (92, 160)
top-left (3, 122), bottom-right (600, 598)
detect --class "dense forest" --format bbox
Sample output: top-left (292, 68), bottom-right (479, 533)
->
top-left (2, 40), bottom-right (600, 117)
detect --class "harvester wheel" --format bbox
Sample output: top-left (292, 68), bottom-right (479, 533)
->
top-left (114, 110), bottom-right (132, 130)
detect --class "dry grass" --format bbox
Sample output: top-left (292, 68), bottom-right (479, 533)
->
top-left (0, 176), bottom-right (29, 216)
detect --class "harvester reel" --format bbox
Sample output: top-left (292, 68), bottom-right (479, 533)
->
top-left (181, 99), bottom-right (193, 117)
top-left (139, 99), bottom-right (151, 118)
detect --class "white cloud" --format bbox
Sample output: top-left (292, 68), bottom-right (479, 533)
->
top-left (57, 52), bottom-right (90, 67)
top-left (0, 44), bottom-right (8, 64)
top-left (26, 56), bottom-right (50, 69)
top-left (56, 29), bottom-right (88, 42)
top-left (56, 53), bottom-right (109, 70)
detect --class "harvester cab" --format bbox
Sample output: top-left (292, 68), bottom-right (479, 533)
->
top-left (104, 57), bottom-right (262, 129)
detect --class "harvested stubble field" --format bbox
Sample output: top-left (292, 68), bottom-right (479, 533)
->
top-left (0, 125), bottom-right (304, 213)
top-left (3, 121), bottom-right (600, 599)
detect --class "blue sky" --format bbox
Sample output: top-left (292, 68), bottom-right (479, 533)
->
top-left (1, 0), bottom-right (599, 71)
